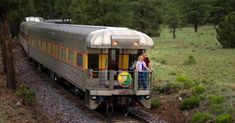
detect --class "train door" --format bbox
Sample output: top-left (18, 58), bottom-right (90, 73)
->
top-left (108, 49), bottom-right (119, 71)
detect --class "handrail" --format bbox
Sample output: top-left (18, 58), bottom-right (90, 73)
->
top-left (87, 70), bottom-right (153, 90)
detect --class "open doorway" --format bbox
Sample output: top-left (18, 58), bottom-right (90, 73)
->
top-left (108, 49), bottom-right (119, 71)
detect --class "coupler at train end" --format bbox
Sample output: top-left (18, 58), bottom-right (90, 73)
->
top-left (136, 94), bottom-right (151, 109)
top-left (85, 89), bottom-right (101, 110)
top-left (84, 90), bottom-right (152, 110)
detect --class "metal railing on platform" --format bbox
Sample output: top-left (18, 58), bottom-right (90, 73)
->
top-left (87, 70), bottom-right (153, 91)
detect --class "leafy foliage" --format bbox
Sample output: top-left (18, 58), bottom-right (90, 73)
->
top-left (180, 96), bottom-right (201, 110)
top-left (209, 95), bottom-right (224, 104)
top-left (191, 85), bottom-right (206, 95)
top-left (182, 0), bottom-right (208, 32)
top-left (191, 112), bottom-right (212, 123)
top-left (215, 114), bottom-right (233, 123)
top-left (216, 12), bottom-right (235, 48)
top-left (15, 84), bottom-right (36, 105)
top-left (129, 0), bottom-right (162, 36)
top-left (207, 0), bottom-right (235, 25)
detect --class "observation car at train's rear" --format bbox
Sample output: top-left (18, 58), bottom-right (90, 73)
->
top-left (19, 17), bottom-right (154, 110)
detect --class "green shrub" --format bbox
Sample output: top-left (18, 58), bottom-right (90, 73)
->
top-left (210, 104), bottom-right (223, 114)
top-left (191, 85), bottom-right (206, 95)
top-left (183, 80), bottom-right (195, 89)
top-left (176, 75), bottom-right (188, 82)
top-left (176, 75), bottom-right (195, 89)
top-left (16, 84), bottom-right (36, 105)
top-left (157, 82), bottom-right (183, 94)
top-left (151, 98), bottom-right (161, 109)
top-left (216, 114), bottom-right (233, 123)
top-left (180, 96), bottom-right (201, 110)
top-left (209, 95), bottom-right (224, 104)
top-left (216, 12), bottom-right (235, 48)
top-left (184, 55), bottom-right (196, 65)
top-left (191, 112), bottom-right (212, 123)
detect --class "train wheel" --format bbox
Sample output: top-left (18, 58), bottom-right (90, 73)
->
top-left (49, 71), bottom-right (56, 82)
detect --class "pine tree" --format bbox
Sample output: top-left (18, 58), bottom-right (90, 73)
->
top-left (130, 0), bottom-right (162, 36)
top-left (163, 0), bottom-right (183, 39)
top-left (216, 12), bottom-right (235, 48)
top-left (183, 0), bottom-right (207, 32)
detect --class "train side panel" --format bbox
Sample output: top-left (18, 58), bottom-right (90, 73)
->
top-left (28, 41), bottom-right (87, 91)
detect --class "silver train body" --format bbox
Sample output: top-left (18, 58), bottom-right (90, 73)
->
top-left (19, 17), bottom-right (154, 109)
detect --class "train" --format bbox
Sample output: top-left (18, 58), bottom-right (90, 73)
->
top-left (19, 17), bottom-right (154, 110)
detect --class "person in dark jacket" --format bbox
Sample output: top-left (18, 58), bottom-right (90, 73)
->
top-left (142, 52), bottom-right (153, 89)
top-left (142, 52), bottom-right (153, 71)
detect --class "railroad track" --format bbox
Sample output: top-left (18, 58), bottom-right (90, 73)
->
top-left (55, 78), bottom-right (150, 123)
top-left (104, 113), bottom-right (149, 123)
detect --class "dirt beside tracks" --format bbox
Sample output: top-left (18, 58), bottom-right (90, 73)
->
top-left (150, 94), bottom-right (187, 123)
top-left (0, 74), bottom-right (48, 123)
top-left (12, 42), bottom-right (106, 122)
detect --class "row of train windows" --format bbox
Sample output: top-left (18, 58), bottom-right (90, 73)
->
top-left (30, 39), bottom-right (83, 67)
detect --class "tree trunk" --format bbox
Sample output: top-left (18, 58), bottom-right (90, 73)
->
top-left (194, 23), bottom-right (198, 32)
top-left (173, 23), bottom-right (176, 39)
top-left (0, 9), bottom-right (16, 90)
top-left (0, 31), bottom-right (7, 73)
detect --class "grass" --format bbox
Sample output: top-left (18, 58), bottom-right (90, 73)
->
top-left (180, 96), bottom-right (201, 110)
top-left (150, 26), bottom-right (235, 117)
top-left (215, 114), bottom-right (233, 123)
top-left (191, 112), bottom-right (212, 123)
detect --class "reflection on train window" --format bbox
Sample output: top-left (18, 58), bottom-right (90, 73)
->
top-left (77, 53), bottom-right (83, 66)
top-left (69, 51), bottom-right (74, 63)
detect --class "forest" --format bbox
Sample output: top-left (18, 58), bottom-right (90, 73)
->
top-left (0, 0), bottom-right (234, 38)
top-left (0, 0), bottom-right (235, 123)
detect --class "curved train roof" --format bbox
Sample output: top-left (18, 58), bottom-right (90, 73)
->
top-left (21, 22), bottom-right (154, 49)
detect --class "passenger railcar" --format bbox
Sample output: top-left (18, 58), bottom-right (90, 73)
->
top-left (19, 17), bottom-right (154, 110)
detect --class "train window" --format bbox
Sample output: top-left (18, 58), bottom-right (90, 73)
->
top-left (62, 48), bottom-right (67, 60)
top-left (37, 40), bottom-right (41, 49)
top-left (54, 44), bottom-right (57, 56)
top-left (59, 47), bottom-right (63, 59)
top-left (77, 53), bottom-right (83, 66)
top-left (51, 44), bottom-right (55, 56)
top-left (32, 39), bottom-right (36, 48)
top-left (129, 54), bottom-right (138, 71)
top-left (29, 38), bottom-right (32, 46)
top-left (31, 39), bottom-right (34, 47)
top-left (47, 42), bottom-right (52, 55)
top-left (35, 39), bottom-right (37, 48)
top-left (55, 45), bottom-right (59, 57)
top-left (69, 50), bottom-right (74, 63)
top-left (41, 41), bottom-right (44, 51)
